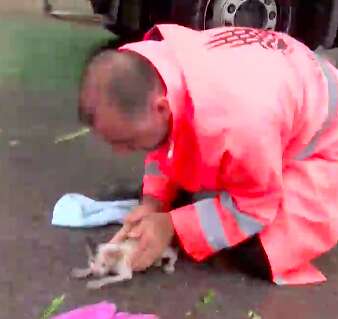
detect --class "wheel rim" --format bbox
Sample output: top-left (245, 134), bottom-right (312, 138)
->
top-left (207, 0), bottom-right (279, 30)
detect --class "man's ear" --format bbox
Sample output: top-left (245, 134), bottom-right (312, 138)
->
top-left (152, 96), bottom-right (170, 118)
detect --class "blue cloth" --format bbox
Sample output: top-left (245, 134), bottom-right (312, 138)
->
top-left (52, 193), bottom-right (139, 228)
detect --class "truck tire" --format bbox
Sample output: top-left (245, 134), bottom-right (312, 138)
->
top-left (292, 0), bottom-right (338, 49)
top-left (170, 0), bottom-right (208, 29)
top-left (322, 0), bottom-right (338, 48)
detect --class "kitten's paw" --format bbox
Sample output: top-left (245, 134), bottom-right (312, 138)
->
top-left (71, 268), bottom-right (91, 279)
top-left (154, 259), bottom-right (162, 267)
top-left (86, 280), bottom-right (103, 290)
top-left (163, 265), bottom-right (175, 274)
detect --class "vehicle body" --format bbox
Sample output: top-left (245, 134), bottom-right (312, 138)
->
top-left (45, 0), bottom-right (338, 49)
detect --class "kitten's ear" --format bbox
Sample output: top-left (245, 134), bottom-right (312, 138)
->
top-left (104, 245), bottom-right (122, 260)
top-left (85, 237), bottom-right (96, 260)
top-left (85, 236), bottom-right (96, 251)
top-left (85, 244), bottom-right (95, 261)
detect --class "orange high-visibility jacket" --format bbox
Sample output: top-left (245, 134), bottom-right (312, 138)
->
top-left (119, 24), bottom-right (338, 285)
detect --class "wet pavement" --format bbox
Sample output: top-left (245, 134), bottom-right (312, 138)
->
top-left (0, 15), bottom-right (337, 319)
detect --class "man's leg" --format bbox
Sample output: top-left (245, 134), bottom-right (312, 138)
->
top-left (226, 236), bottom-right (272, 281)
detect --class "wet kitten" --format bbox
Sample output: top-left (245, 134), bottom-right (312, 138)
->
top-left (71, 237), bottom-right (178, 289)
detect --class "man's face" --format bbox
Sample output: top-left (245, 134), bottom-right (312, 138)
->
top-left (80, 84), bottom-right (171, 153)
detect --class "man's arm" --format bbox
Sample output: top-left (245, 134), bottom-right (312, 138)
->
top-left (169, 121), bottom-right (283, 261)
top-left (142, 145), bottom-right (178, 211)
top-left (111, 145), bottom-right (177, 243)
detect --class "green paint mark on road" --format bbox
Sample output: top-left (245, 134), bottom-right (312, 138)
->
top-left (0, 15), bottom-right (115, 91)
top-left (54, 127), bottom-right (90, 143)
top-left (40, 294), bottom-right (66, 319)
top-left (248, 310), bottom-right (262, 319)
top-left (200, 289), bottom-right (216, 305)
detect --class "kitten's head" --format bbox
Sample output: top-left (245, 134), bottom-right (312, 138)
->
top-left (88, 243), bottom-right (122, 277)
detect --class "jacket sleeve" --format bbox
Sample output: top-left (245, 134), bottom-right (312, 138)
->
top-left (170, 122), bottom-right (283, 261)
top-left (142, 144), bottom-right (177, 211)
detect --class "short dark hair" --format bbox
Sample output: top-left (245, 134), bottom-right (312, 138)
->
top-left (79, 42), bottom-right (164, 126)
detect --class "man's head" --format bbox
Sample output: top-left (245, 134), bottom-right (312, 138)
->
top-left (79, 46), bottom-right (171, 153)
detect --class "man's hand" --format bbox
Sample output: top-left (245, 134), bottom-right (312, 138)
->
top-left (110, 204), bottom-right (153, 243)
top-left (129, 213), bottom-right (174, 271)
top-left (110, 196), bottom-right (163, 243)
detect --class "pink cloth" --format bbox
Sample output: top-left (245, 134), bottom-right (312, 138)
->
top-left (53, 302), bottom-right (158, 319)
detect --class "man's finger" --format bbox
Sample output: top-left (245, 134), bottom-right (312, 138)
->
top-left (110, 224), bottom-right (131, 243)
top-left (128, 223), bottom-right (144, 239)
top-left (131, 234), bottom-right (154, 270)
top-left (125, 207), bottom-right (150, 224)
top-left (130, 234), bottom-right (148, 264)
top-left (132, 247), bottom-right (156, 271)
